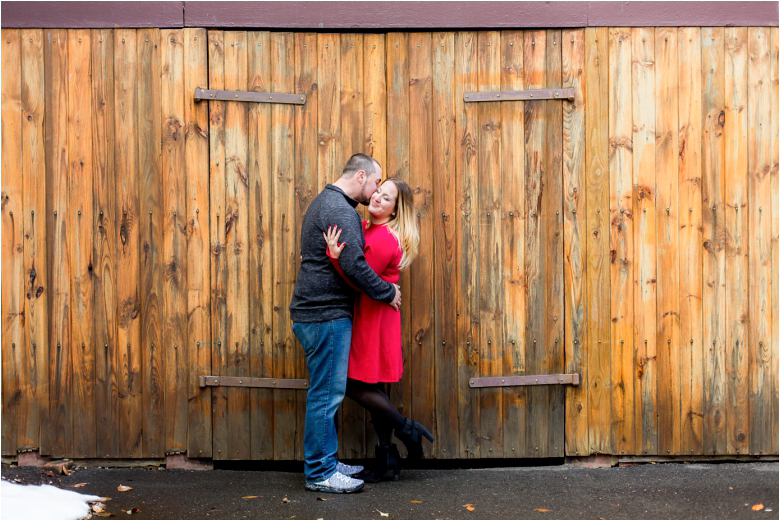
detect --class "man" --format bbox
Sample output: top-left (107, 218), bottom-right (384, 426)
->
top-left (290, 153), bottom-right (401, 493)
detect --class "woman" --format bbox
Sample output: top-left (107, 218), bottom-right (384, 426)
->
top-left (323, 177), bottom-right (433, 482)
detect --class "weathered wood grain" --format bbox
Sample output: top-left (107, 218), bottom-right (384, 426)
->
top-left (408, 31), bottom-right (436, 458)
top-left (224, 30), bottom-right (251, 460)
top-left (2, 29), bottom-right (24, 456)
top-left (655, 27), bottom-right (681, 456)
top-left (293, 31), bottom-right (318, 459)
top-left (724, 27), bottom-right (749, 455)
top-left (608, 27), bottom-right (636, 456)
top-left (432, 31), bottom-right (458, 459)
top-left (630, 27), bottom-right (657, 456)
top-left (770, 26), bottom-right (779, 457)
top-left (585, 27), bottom-right (612, 456)
top-left (455, 30), bottom-right (480, 459)
top-left (475, 30), bottom-right (502, 458)
top-left (701, 27), bottom-right (727, 455)
top-left (543, 29), bottom-right (565, 458)
top-left (114, 28), bottom-right (142, 458)
top-left (137, 28), bottom-right (164, 458)
top-left (68, 28), bottom-right (96, 458)
top-left (45, 28), bottom-right (72, 458)
top-left (183, 27), bottom-right (212, 459)
top-left (271, 31), bottom-right (297, 461)
top-left (500, 29), bottom-right (526, 459)
top-left (677, 27), bottom-right (704, 455)
top-left (247, 30), bottom-right (274, 460)
top-left (562, 28), bottom-right (587, 457)
top-left (747, 27), bottom-right (774, 455)
top-left (20, 29), bottom-right (48, 453)
top-left (161, 28), bottom-right (188, 455)
top-left (364, 34), bottom-right (387, 172)
top-left (208, 29), bottom-right (228, 461)
top-left (317, 33), bottom-right (341, 189)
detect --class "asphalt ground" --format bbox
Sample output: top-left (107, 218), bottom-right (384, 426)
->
top-left (2, 461), bottom-right (777, 520)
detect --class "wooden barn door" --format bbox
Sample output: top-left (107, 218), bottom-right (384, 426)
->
top-left (453, 29), bottom-right (585, 459)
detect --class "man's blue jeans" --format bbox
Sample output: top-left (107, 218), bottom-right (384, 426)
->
top-left (292, 318), bottom-right (352, 483)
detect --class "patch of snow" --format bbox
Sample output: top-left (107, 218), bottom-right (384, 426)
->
top-left (1, 480), bottom-right (102, 520)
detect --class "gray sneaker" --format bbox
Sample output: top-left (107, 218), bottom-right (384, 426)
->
top-left (305, 471), bottom-right (364, 494)
top-left (336, 461), bottom-right (364, 476)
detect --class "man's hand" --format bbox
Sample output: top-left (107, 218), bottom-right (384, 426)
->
top-left (389, 283), bottom-right (401, 311)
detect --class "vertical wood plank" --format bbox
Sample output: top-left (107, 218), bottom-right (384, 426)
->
top-left (21, 29), bottom-right (48, 453)
top-left (500, 29), bottom-right (526, 459)
top-left (386, 32), bottom-right (412, 435)
top-left (68, 28), bottom-right (96, 458)
top-left (770, 26), bottom-right (779, 457)
top-left (317, 33), bottom-right (340, 189)
top-left (523, 29), bottom-right (546, 458)
top-left (701, 27), bottom-right (727, 455)
top-left (543, 29), bottom-right (565, 457)
top-left (161, 28), bottom-right (188, 454)
top-left (724, 27), bottom-right (749, 455)
top-left (339, 32), bottom-right (365, 458)
top-left (2, 29), bottom-right (24, 456)
top-left (45, 28), bottom-right (72, 458)
top-left (114, 29), bottom-right (142, 458)
top-left (224, 30), bottom-right (250, 460)
top-left (476, 30), bottom-right (503, 457)
top-left (137, 28), bottom-right (164, 458)
top-left (364, 34), bottom-right (386, 170)
top-left (208, 29), bottom-right (228, 460)
top-left (91, 28), bottom-right (118, 458)
top-left (608, 27), bottom-right (636, 456)
top-left (408, 31), bottom-right (436, 457)
top-left (432, 30), bottom-right (458, 459)
top-left (747, 27), bottom-right (774, 456)
top-left (455, 30), bottom-right (479, 458)
top-left (677, 27), bottom-right (704, 455)
top-left (563, 28), bottom-right (587, 457)
top-left (183, 27), bottom-right (212, 459)
top-left (271, 31), bottom-right (297, 461)
top-left (584, 27), bottom-right (612, 456)
top-left (631, 27), bottom-right (657, 456)
top-left (655, 27), bottom-right (681, 456)
top-left (248, 30), bottom-right (274, 460)
top-left (294, 31), bottom-right (318, 460)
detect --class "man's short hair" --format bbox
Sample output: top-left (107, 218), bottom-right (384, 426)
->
top-left (341, 153), bottom-right (380, 179)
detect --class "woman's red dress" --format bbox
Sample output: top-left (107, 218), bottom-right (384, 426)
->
top-left (333, 221), bottom-right (403, 383)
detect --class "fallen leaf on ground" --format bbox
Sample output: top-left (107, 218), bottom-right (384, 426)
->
top-left (752, 504), bottom-right (764, 511)
top-left (376, 509), bottom-right (389, 517)
top-left (92, 503), bottom-right (106, 513)
top-left (69, 483), bottom-right (88, 488)
top-left (729, 487), bottom-right (733, 490)
top-left (534, 508), bottom-right (553, 512)
top-left (94, 513), bottom-right (114, 518)
top-left (243, 496), bottom-right (259, 499)
top-left (117, 485), bottom-right (132, 492)
top-left (316, 497), bottom-right (333, 501)
top-left (463, 504), bottom-right (475, 512)
top-left (411, 500), bottom-right (423, 504)
top-left (282, 497), bottom-right (290, 503)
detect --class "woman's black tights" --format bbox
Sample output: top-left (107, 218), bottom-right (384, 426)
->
top-left (345, 378), bottom-right (405, 447)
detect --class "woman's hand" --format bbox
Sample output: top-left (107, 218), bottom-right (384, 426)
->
top-left (323, 226), bottom-right (345, 259)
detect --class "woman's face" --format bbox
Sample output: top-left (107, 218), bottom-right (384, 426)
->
top-left (368, 180), bottom-right (399, 221)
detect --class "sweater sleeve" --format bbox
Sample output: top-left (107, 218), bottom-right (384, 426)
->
top-left (320, 207), bottom-right (396, 303)
top-left (327, 248), bottom-right (359, 291)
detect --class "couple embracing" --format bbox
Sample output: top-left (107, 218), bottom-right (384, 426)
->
top-left (289, 153), bottom-right (434, 494)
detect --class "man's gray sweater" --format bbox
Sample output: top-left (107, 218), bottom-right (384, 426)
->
top-left (289, 184), bottom-right (396, 323)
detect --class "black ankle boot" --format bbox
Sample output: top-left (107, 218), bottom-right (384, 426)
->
top-left (358, 444), bottom-right (401, 483)
top-left (396, 418), bottom-right (435, 460)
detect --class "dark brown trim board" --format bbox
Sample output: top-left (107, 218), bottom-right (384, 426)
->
top-left (1, 2), bottom-right (778, 30)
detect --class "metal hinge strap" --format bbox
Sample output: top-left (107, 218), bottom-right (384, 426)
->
top-left (194, 88), bottom-right (306, 105)
top-left (469, 374), bottom-right (580, 388)
top-left (199, 375), bottom-right (309, 389)
top-left (464, 88), bottom-right (575, 103)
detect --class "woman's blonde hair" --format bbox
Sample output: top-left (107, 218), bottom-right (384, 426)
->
top-left (377, 178), bottom-right (419, 270)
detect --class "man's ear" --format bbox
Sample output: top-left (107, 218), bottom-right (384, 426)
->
top-left (355, 169), bottom-right (365, 185)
